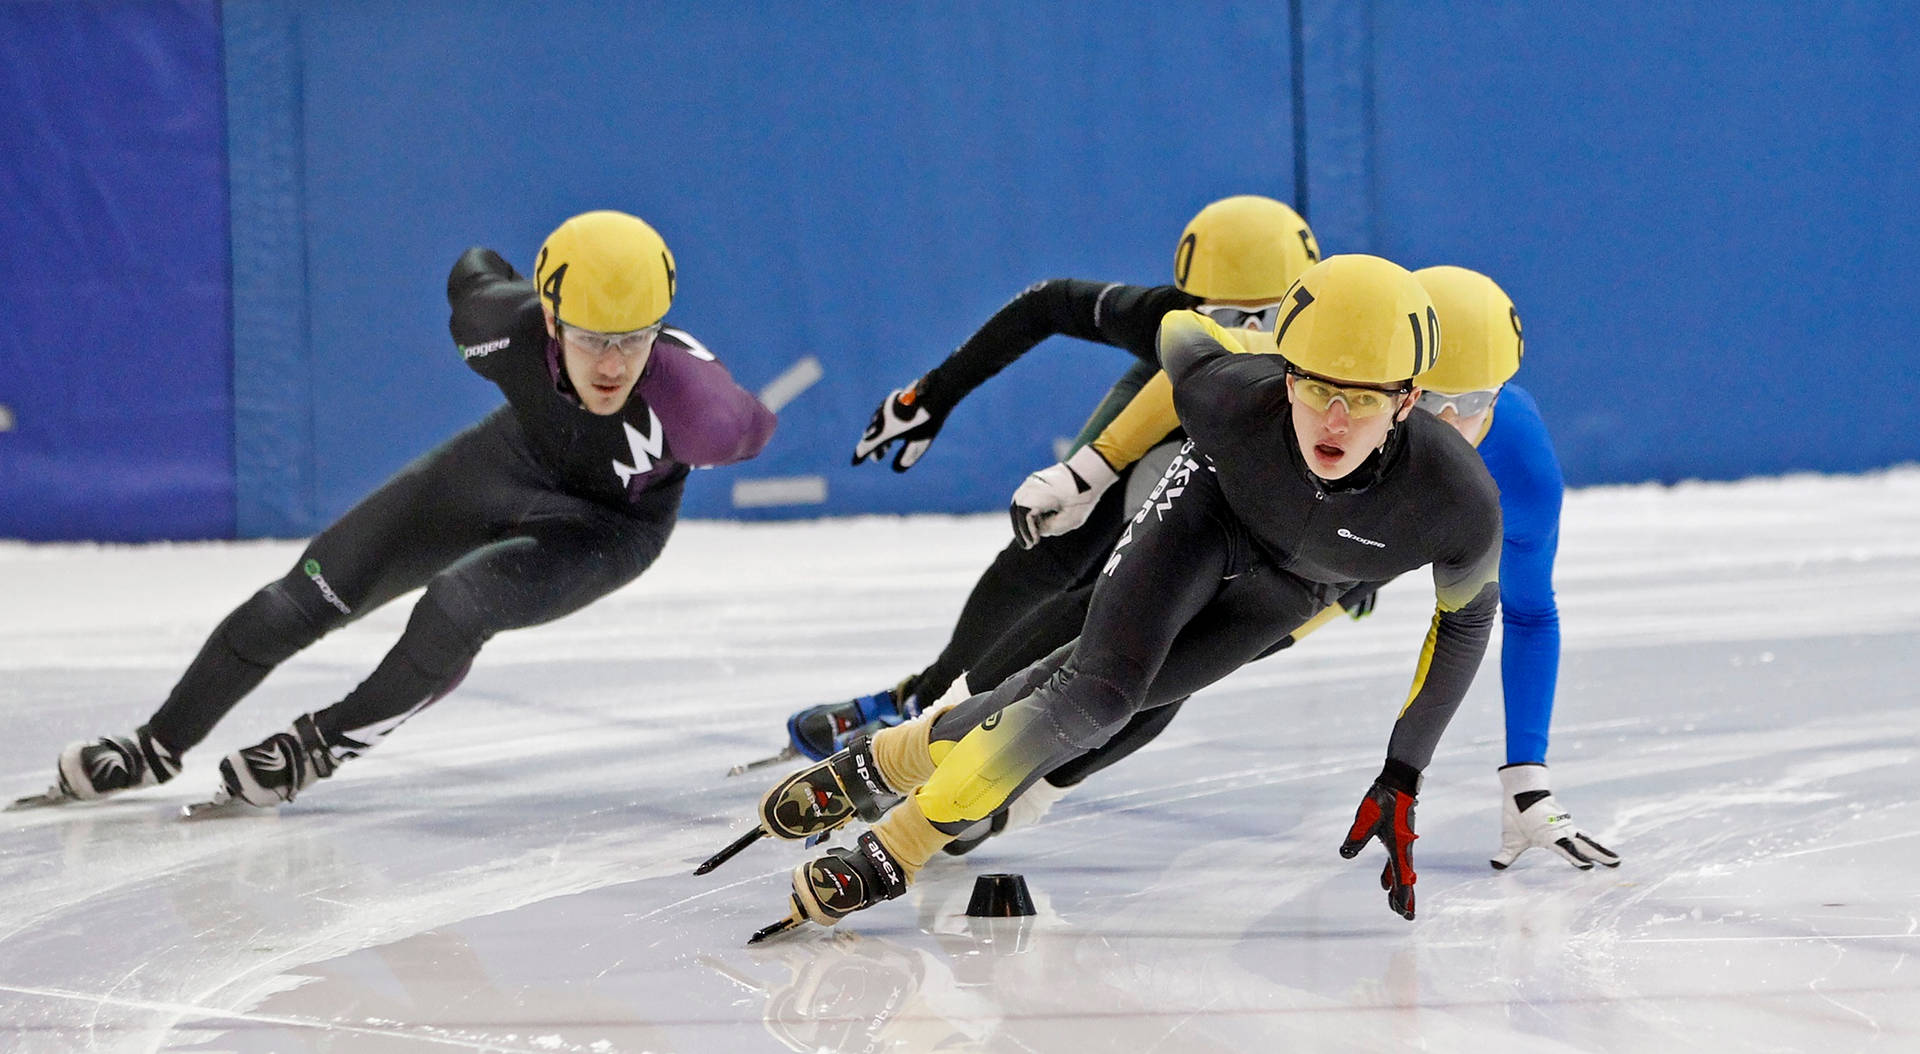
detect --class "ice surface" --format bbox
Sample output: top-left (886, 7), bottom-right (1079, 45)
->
top-left (2, 470), bottom-right (1917, 1052)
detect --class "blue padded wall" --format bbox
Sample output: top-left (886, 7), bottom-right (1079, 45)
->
top-left (1367, 2), bottom-right (1920, 484)
top-left (10, 2), bottom-right (1914, 540)
top-left (225, 1), bottom-right (1302, 533)
top-left (0, 1), bottom-right (233, 541)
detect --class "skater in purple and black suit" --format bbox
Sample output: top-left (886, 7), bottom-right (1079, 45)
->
top-left (20, 210), bottom-right (775, 812)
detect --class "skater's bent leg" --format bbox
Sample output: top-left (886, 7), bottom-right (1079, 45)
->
top-left (313, 501), bottom-right (675, 752)
top-left (1045, 698), bottom-right (1186, 787)
top-left (147, 575), bottom-right (346, 752)
top-left (958, 585), bottom-right (1094, 697)
top-left (913, 446), bottom-right (1236, 835)
top-left (946, 439), bottom-right (1190, 700)
top-left (932, 641), bottom-right (1075, 744)
top-left (868, 640), bottom-right (1072, 794)
top-left (941, 438), bottom-right (1183, 701)
top-left (913, 484), bottom-right (1129, 701)
top-left (310, 585), bottom-right (491, 750)
top-left (145, 427), bottom-right (522, 755)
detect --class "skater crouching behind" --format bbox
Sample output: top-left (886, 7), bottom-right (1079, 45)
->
top-left (21, 210), bottom-right (775, 813)
top-left (778, 195), bottom-right (1319, 762)
top-left (715, 254), bottom-right (1501, 938)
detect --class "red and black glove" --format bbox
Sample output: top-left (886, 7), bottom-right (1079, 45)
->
top-left (1339, 758), bottom-right (1422, 920)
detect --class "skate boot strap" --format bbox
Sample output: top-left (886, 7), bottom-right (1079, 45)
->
top-left (792, 831), bottom-right (910, 925)
top-left (292, 714), bottom-right (341, 780)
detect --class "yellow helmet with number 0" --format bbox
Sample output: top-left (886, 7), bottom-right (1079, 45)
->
top-left (1411, 266), bottom-right (1523, 394)
top-left (1263, 254), bottom-right (1439, 385)
top-left (534, 210), bottom-right (676, 333)
top-left (1173, 195), bottom-right (1320, 301)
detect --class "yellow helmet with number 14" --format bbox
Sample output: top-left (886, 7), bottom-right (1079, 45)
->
top-left (534, 210), bottom-right (676, 333)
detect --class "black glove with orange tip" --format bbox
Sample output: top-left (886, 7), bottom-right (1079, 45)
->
top-left (852, 377), bottom-right (952, 471)
top-left (1339, 758), bottom-right (1422, 920)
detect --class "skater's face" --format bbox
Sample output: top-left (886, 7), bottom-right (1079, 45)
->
top-left (548, 314), bottom-right (660, 415)
top-left (1287, 369), bottom-right (1417, 480)
top-left (1416, 388), bottom-right (1500, 446)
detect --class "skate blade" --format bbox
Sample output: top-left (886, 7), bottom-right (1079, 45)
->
top-left (6, 790), bottom-right (72, 811)
top-left (747, 903), bottom-right (806, 945)
top-left (727, 745), bottom-right (799, 778)
top-left (180, 798), bottom-right (263, 821)
top-left (695, 825), bottom-right (769, 876)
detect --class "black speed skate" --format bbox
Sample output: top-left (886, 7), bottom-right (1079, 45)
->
top-left (696, 734), bottom-right (898, 875)
top-left (750, 831), bottom-right (910, 943)
top-left (9, 726), bottom-right (181, 810)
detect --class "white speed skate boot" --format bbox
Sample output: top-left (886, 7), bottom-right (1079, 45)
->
top-left (59, 727), bottom-right (181, 799)
top-left (211, 714), bottom-right (351, 809)
top-left (12, 726), bottom-right (183, 811)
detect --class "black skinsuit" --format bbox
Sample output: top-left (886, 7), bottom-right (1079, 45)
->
top-left (146, 249), bottom-right (773, 756)
top-left (902, 279), bottom-right (1200, 702)
top-left (910, 311), bottom-right (1502, 832)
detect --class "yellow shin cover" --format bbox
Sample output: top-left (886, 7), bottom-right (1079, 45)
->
top-left (870, 797), bottom-right (949, 882)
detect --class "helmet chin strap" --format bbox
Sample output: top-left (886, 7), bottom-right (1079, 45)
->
top-left (1376, 389), bottom-right (1419, 450)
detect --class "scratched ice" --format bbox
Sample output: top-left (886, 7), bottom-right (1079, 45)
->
top-left (2, 469), bottom-right (1917, 1052)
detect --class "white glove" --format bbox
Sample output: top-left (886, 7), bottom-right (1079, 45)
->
top-left (1490, 763), bottom-right (1621, 871)
top-left (1001, 776), bottom-right (1070, 833)
top-left (1008, 445), bottom-right (1119, 549)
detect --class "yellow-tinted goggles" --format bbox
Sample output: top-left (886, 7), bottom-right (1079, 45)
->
top-left (1287, 369), bottom-right (1411, 419)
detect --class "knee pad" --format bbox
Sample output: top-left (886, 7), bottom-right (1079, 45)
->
top-left (223, 580), bottom-right (332, 668)
top-left (1040, 668), bottom-right (1136, 751)
top-left (403, 587), bottom-right (494, 678)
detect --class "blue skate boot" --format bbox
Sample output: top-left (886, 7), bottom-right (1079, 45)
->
top-left (785, 674), bottom-right (921, 762)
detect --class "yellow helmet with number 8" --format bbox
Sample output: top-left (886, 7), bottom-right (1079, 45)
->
top-left (1412, 265), bottom-right (1523, 394)
top-left (534, 210), bottom-right (676, 333)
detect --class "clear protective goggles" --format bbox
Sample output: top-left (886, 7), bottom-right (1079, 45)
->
top-left (559, 321), bottom-right (664, 360)
top-left (1287, 368), bottom-right (1412, 419)
top-left (1416, 387), bottom-right (1500, 417)
top-left (1196, 300), bottom-right (1285, 332)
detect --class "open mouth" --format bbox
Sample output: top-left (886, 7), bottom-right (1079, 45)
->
top-left (1314, 442), bottom-right (1345, 462)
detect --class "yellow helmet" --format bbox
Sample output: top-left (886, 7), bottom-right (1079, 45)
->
top-left (1260, 254), bottom-right (1439, 384)
top-left (534, 210), bottom-right (675, 332)
top-left (1173, 195), bottom-right (1319, 301)
top-left (1412, 266), bottom-right (1523, 393)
